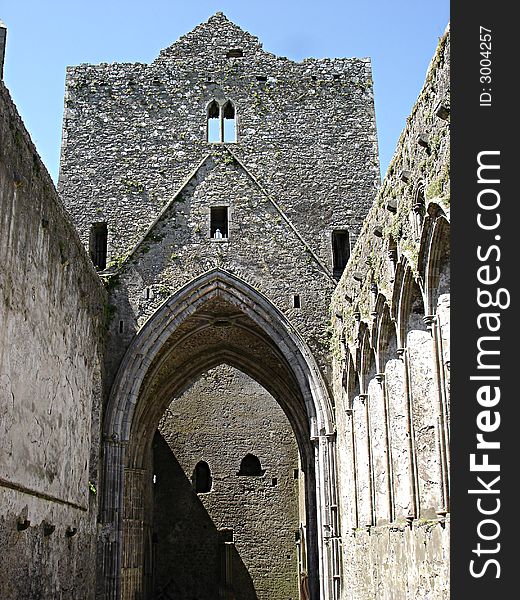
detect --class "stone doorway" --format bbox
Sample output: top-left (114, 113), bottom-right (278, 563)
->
top-left (100, 271), bottom-right (338, 600)
top-left (149, 364), bottom-right (304, 600)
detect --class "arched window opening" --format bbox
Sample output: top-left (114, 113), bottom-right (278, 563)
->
top-left (207, 100), bottom-right (220, 143)
top-left (387, 235), bottom-right (398, 281)
top-left (332, 229), bottom-right (350, 280)
top-left (412, 184), bottom-right (426, 239)
top-left (89, 222), bottom-right (107, 270)
top-left (238, 453), bottom-right (264, 476)
top-left (206, 100), bottom-right (237, 143)
top-left (192, 461), bottom-right (212, 493)
top-left (222, 101), bottom-right (236, 143)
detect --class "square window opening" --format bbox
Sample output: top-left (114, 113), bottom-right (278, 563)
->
top-left (210, 206), bottom-right (229, 239)
top-left (226, 49), bottom-right (243, 58)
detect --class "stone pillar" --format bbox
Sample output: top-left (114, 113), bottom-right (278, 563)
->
top-left (376, 372), bottom-right (395, 522)
top-left (315, 435), bottom-right (339, 600)
top-left (397, 347), bottom-right (419, 521)
top-left (425, 314), bottom-right (450, 515)
top-left (325, 434), bottom-right (342, 600)
top-left (100, 437), bottom-right (126, 600)
top-left (121, 468), bottom-right (147, 600)
top-left (385, 356), bottom-right (412, 519)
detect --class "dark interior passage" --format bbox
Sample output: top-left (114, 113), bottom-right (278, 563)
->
top-left (153, 364), bottom-right (302, 600)
top-left (152, 432), bottom-right (258, 600)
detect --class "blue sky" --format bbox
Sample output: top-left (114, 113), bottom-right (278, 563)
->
top-left (1, 1), bottom-right (449, 182)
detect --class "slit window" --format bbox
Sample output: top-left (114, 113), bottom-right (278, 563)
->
top-left (238, 453), bottom-right (264, 476)
top-left (193, 461), bottom-right (212, 493)
top-left (332, 230), bottom-right (350, 279)
top-left (293, 294), bottom-right (301, 309)
top-left (222, 101), bottom-right (236, 143)
top-left (210, 206), bottom-right (229, 239)
top-left (89, 223), bottom-right (107, 270)
top-left (207, 100), bottom-right (220, 143)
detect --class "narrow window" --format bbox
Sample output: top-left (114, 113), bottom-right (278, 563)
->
top-left (271, 477), bottom-right (278, 486)
top-left (89, 223), bottom-right (107, 270)
top-left (332, 230), bottom-right (350, 279)
top-left (119, 320), bottom-right (124, 333)
top-left (207, 100), bottom-right (220, 143)
top-left (222, 101), bottom-right (236, 143)
top-left (412, 184), bottom-right (426, 238)
top-left (210, 206), bottom-right (228, 239)
top-left (206, 99), bottom-right (237, 143)
top-left (238, 453), bottom-right (264, 476)
top-left (193, 461), bottom-right (212, 493)
top-left (293, 294), bottom-right (301, 309)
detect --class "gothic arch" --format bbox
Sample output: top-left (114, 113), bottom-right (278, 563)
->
top-left (424, 215), bottom-right (450, 316)
top-left (376, 302), bottom-right (398, 372)
top-left (100, 269), bottom-right (337, 600)
top-left (396, 265), bottom-right (426, 349)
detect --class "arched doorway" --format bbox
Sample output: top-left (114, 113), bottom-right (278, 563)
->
top-left (153, 364), bottom-right (302, 599)
top-left (99, 270), bottom-right (338, 600)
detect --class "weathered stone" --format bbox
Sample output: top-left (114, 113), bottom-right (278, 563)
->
top-left (0, 80), bottom-right (106, 600)
top-left (0, 14), bottom-right (450, 600)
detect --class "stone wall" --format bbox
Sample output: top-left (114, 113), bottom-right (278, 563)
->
top-left (330, 28), bottom-right (450, 600)
top-left (57, 17), bottom-right (379, 598)
top-left (155, 365), bottom-right (301, 600)
top-left (0, 81), bottom-right (106, 600)
top-left (58, 12), bottom-right (380, 388)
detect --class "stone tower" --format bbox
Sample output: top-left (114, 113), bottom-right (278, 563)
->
top-left (0, 12), bottom-right (450, 600)
top-left (58, 12), bottom-right (379, 600)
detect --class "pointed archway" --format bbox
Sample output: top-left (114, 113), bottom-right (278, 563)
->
top-left (99, 269), bottom-right (338, 600)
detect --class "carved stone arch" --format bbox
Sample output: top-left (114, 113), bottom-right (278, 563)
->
top-left (411, 180), bottom-right (426, 239)
top-left (376, 301), bottom-right (397, 372)
top-left (343, 349), bottom-right (360, 412)
top-left (206, 98), bottom-right (220, 118)
top-left (370, 294), bottom-right (387, 373)
top-left (359, 327), bottom-right (376, 395)
top-left (100, 268), bottom-right (337, 600)
top-left (391, 257), bottom-right (408, 324)
top-left (396, 266), bottom-right (427, 349)
top-left (424, 216), bottom-right (450, 316)
top-left (222, 98), bottom-right (236, 119)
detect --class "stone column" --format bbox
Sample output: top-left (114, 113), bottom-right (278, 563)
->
top-left (315, 434), bottom-right (341, 600)
top-left (397, 348), bottom-right (419, 521)
top-left (121, 468), bottom-right (147, 600)
top-left (424, 315), bottom-right (450, 515)
top-left (376, 372), bottom-right (395, 522)
top-left (99, 437), bottom-right (126, 600)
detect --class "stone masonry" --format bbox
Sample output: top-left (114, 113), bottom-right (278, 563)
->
top-left (156, 365), bottom-right (300, 600)
top-left (0, 12), bottom-right (450, 600)
top-left (330, 27), bottom-right (450, 599)
top-left (0, 81), bottom-right (106, 599)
